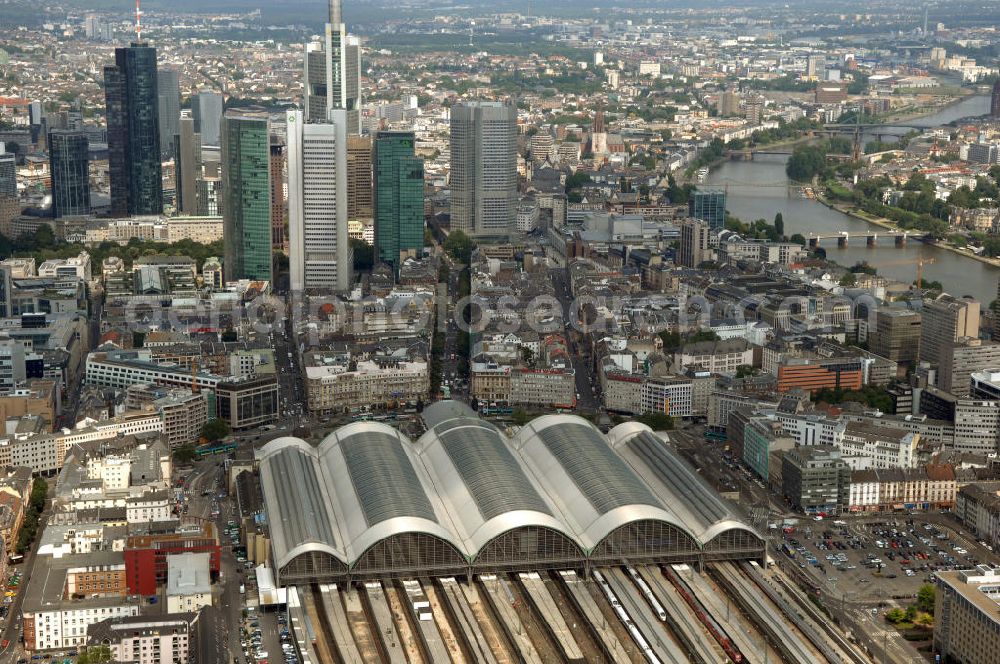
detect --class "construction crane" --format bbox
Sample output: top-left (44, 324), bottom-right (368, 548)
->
top-left (874, 255), bottom-right (937, 290)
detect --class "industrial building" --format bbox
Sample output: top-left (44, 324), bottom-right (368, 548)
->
top-left (256, 401), bottom-right (764, 586)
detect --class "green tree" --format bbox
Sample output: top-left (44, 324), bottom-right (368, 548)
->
top-left (735, 365), bottom-right (755, 379)
top-left (839, 273), bottom-right (857, 287)
top-left (916, 584), bottom-right (935, 615)
top-left (443, 230), bottom-right (475, 264)
top-left (636, 412), bottom-right (674, 430)
top-left (200, 418), bottom-right (231, 443)
top-left (790, 233), bottom-right (807, 246)
top-left (34, 223), bottom-right (56, 248)
top-left (29, 478), bottom-right (47, 513)
top-left (786, 145), bottom-right (829, 181)
top-left (885, 607), bottom-right (906, 624)
top-left (77, 645), bottom-right (113, 664)
top-left (773, 213), bottom-right (784, 238)
top-left (173, 444), bottom-right (198, 464)
top-left (512, 408), bottom-right (532, 426)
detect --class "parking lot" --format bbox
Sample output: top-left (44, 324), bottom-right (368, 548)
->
top-left (780, 514), bottom-right (998, 605)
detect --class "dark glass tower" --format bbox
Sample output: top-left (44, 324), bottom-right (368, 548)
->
top-left (49, 130), bottom-right (91, 218)
top-left (374, 131), bottom-right (425, 272)
top-left (104, 42), bottom-right (162, 216)
top-left (688, 189), bottom-right (727, 230)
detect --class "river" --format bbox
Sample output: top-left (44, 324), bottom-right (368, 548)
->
top-left (704, 95), bottom-right (999, 304)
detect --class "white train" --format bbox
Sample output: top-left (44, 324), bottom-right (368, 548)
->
top-left (626, 565), bottom-right (667, 622)
top-left (593, 570), bottom-right (663, 664)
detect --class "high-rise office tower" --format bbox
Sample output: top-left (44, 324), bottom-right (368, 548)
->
top-left (303, 0), bottom-right (361, 134)
top-left (269, 141), bottom-right (286, 251)
top-left (992, 80), bottom-right (1000, 119)
top-left (104, 42), bottom-right (162, 216)
top-left (286, 108), bottom-right (351, 292)
top-left (192, 91), bottom-right (224, 147)
top-left (870, 308), bottom-right (921, 364)
top-left (84, 14), bottom-right (100, 39)
top-left (449, 101), bottom-right (517, 237)
top-left (717, 89), bottom-right (741, 117)
top-left (28, 101), bottom-right (43, 145)
top-left (222, 111), bottom-right (272, 283)
top-left (49, 130), bottom-right (91, 218)
top-left (919, 294), bottom-right (980, 366)
top-left (0, 149), bottom-right (15, 198)
top-left (678, 219), bottom-right (711, 268)
top-left (374, 131), bottom-right (425, 271)
top-left (688, 189), bottom-right (726, 230)
top-left (806, 54), bottom-right (824, 78)
top-left (347, 135), bottom-right (372, 221)
top-left (157, 67), bottom-right (180, 158)
top-left (939, 338), bottom-right (1000, 397)
top-left (196, 178), bottom-right (221, 216)
top-left (175, 111), bottom-right (201, 216)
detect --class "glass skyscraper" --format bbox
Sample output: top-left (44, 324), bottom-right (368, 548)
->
top-left (104, 42), bottom-right (162, 216)
top-left (222, 112), bottom-right (272, 283)
top-left (192, 91), bottom-right (224, 147)
top-left (0, 150), bottom-right (15, 198)
top-left (374, 131), bottom-right (424, 271)
top-left (157, 67), bottom-right (180, 158)
top-left (48, 130), bottom-right (91, 218)
top-left (688, 189), bottom-right (727, 230)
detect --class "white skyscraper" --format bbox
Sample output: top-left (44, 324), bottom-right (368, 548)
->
top-left (303, 0), bottom-right (361, 134)
top-left (286, 109), bottom-right (351, 292)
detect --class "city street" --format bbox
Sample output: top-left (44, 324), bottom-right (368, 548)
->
top-left (550, 267), bottom-right (599, 411)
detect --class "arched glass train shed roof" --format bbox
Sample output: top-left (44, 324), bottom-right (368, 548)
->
top-left (257, 402), bottom-right (764, 584)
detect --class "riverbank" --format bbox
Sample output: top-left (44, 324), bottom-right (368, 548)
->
top-left (814, 191), bottom-right (1000, 268)
top-left (683, 134), bottom-right (814, 183)
top-left (879, 89), bottom-right (973, 126)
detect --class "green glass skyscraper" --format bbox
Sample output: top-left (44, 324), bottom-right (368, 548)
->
top-left (104, 42), bottom-right (162, 216)
top-left (374, 131), bottom-right (424, 272)
top-left (222, 112), bottom-right (272, 283)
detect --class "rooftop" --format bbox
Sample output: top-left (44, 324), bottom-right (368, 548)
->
top-left (167, 552), bottom-right (212, 597)
top-left (256, 402), bottom-right (762, 580)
